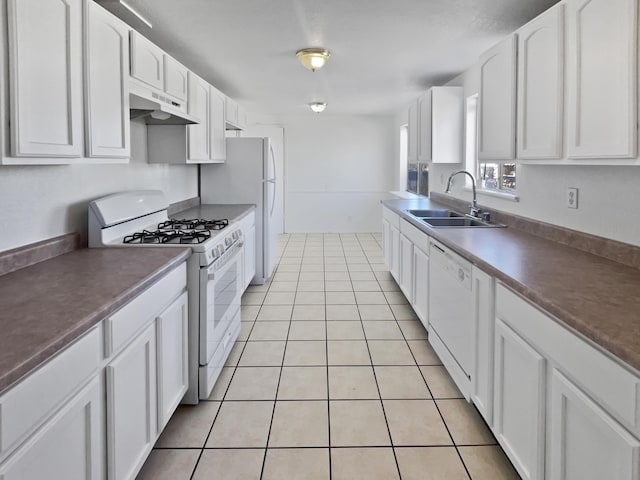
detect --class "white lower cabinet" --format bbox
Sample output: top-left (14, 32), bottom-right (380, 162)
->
top-left (106, 322), bottom-right (157, 480)
top-left (411, 245), bottom-right (429, 327)
top-left (0, 376), bottom-right (104, 480)
top-left (548, 369), bottom-right (640, 480)
top-left (398, 233), bottom-right (414, 302)
top-left (0, 264), bottom-right (188, 480)
top-left (382, 206), bottom-right (401, 283)
top-left (156, 291), bottom-right (189, 431)
top-left (495, 283), bottom-right (640, 480)
top-left (493, 318), bottom-right (546, 480)
top-left (471, 267), bottom-right (495, 426)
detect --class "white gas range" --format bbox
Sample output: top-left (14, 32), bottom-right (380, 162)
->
top-left (88, 190), bottom-right (243, 403)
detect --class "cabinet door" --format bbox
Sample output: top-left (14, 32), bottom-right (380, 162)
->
top-left (0, 376), bottom-right (104, 480)
top-left (478, 35), bottom-right (517, 161)
top-left (494, 318), bottom-right (546, 480)
top-left (85, 1), bottom-right (130, 159)
top-left (186, 72), bottom-right (211, 162)
top-left (517, 5), bottom-right (564, 159)
top-left (163, 55), bottom-right (188, 102)
top-left (548, 369), bottom-right (640, 480)
top-left (399, 234), bottom-right (414, 302)
top-left (129, 31), bottom-right (164, 90)
top-left (106, 323), bottom-right (157, 480)
top-left (225, 97), bottom-right (239, 126)
top-left (7, 0), bottom-right (84, 157)
top-left (382, 218), bottom-right (391, 270)
top-left (431, 87), bottom-right (464, 164)
top-left (156, 292), bottom-right (188, 431)
top-left (210, 85), bottom-right (227, 162)
top-left (417, 91), bottom-right (432, 162)
top-left (407, 100), bottom-right (419, 162)
top-left (566, 0), bottom-right (637, 158)
top-left (390, 225), bottom-right (400, 282)
top-left (412, 245), bottom-right (429, 328)
top-left (471, 267), bottom-right (495, 426)
top-left (237, 104), bottom-right (248, 130)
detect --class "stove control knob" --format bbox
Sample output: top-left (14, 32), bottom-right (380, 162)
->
top-left (225, 237), bottom-right (232, 247)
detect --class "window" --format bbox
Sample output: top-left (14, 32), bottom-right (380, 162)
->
top-left (466, 95), bottom-right (516, 193)
top-left (403, 124), bottom-right (428, 197)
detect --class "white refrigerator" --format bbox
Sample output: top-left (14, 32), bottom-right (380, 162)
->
top-left (200, 137), bottom-right (278, 284)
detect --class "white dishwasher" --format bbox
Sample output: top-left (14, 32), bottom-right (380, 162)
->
top-left (428, 239), bottom-right (474, 398)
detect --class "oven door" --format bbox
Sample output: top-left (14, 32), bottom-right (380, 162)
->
top-left (199, 245), bottom-right (242, 365)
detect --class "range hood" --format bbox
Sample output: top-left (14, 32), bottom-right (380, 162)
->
top-left (95, 0), bottom-right (153, 31)
top-left (129, 81), bottom-right (200, 125)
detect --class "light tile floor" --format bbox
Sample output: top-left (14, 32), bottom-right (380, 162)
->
top-left (137, 233), bottom-right (520, 480)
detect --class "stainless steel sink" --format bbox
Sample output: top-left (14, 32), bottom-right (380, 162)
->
top-left (421, 217), bottom-right (505, 228)
top-left (406, 209), bottom-right (463, 218)
top-left (405, 207), bottom-right (505, 228)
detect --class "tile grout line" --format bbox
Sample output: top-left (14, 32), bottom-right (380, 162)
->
top-left (323, 234), bottom-right (333, 480)
top-left (258, 233), bottom-right (294, 480)
top-left (351, 233), bottom-right (404, 480)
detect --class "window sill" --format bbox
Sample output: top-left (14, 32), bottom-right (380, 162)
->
top-left (463, 186), bottom-right (519, 202)
top-left (389, 191), bottom-right (422, 199)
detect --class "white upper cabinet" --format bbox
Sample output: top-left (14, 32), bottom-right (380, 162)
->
top-left (517, 4), bottom-right (564, 160)
top-left (7, 0), bottom-right (84, 158)
top-left (417, 93), bottom-right (432, 162)
top-left (566, 0), bottom-right (637, 159)
top-left (85, 1), bottom-right (130, 159)
top-left (187, 72), bottom-right (211, 162)
top-left (225, 96), bottom-right (246, 130)
top-left (210, 85), bottom-right (227, 162)
top-left (163, 55), bottom-right (188, 103)
top-left (478, 35), bottom-right (518, 161)
top-left (419, 87), bottom-right (464, 163)
top-left (129, 31), bottom-right (164, 91)
top-left (407, 100), bottom-right (419, 162)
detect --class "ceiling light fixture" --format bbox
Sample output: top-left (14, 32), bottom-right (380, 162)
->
top-left (296, 48), bottom-right (331, 72)
top-left (309, 102), bottom-right (327, 113)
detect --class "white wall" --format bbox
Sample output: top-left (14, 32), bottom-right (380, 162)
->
top-left (420, 66), bottom-right (640, 246)
top-left (0, 119), bottom-right (198, 252)
top-left (268, 114), bottom-right (396, 233)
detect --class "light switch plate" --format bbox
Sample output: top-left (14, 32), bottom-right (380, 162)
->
top-left (566, 187), bottom-right (578, 209)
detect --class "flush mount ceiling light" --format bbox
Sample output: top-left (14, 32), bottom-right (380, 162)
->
top-left (296, 48), bottom-right (331, 72)
top-left (309, 102), bottom-right (327, 113)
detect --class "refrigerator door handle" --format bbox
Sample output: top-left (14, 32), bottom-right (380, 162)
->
top-left (270, 145), bottom-right (276, 180)
top-left (270, 179), bottom-right (276, 216)
top-left (269, 145), bottom-right (277, 217)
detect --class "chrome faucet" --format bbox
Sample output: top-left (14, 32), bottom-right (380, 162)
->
top-left (445, 170), bottom-right (480, 217)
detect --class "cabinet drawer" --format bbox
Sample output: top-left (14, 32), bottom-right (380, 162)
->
top-left (0, 327), bottom-right (101, 458)
top-left (105, 263), bottom-right (187, 357)
top-left (382, 207), bottom-right (400, 229)
top-left (496, 283), bottom-right (640, 437)
top-left (400, 219), bottom-right (429, 253)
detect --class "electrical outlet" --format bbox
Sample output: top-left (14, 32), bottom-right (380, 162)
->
top-left (566, 187), bottom-right (579, 209)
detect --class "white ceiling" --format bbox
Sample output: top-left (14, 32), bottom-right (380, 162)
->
top-left (122, 0), bottom-right (560, 116)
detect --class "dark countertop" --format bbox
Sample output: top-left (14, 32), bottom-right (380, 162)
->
top-left (383, 198), bottom-right (640, 373)
top-left (0, 247), bottom-right (191, 395)
top-left (172, 204), bottom-right (255, 224)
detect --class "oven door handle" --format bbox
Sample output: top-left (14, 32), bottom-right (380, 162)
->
top-left (207, 243), bottom-right (243, 280)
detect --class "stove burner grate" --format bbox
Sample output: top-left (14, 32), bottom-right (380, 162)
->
top-left (123, 228), bottom-right (212, 244)
top-left (158, 218), bottom-right (229, 231)
top-left (123, 230), bottom-right (165, 244)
